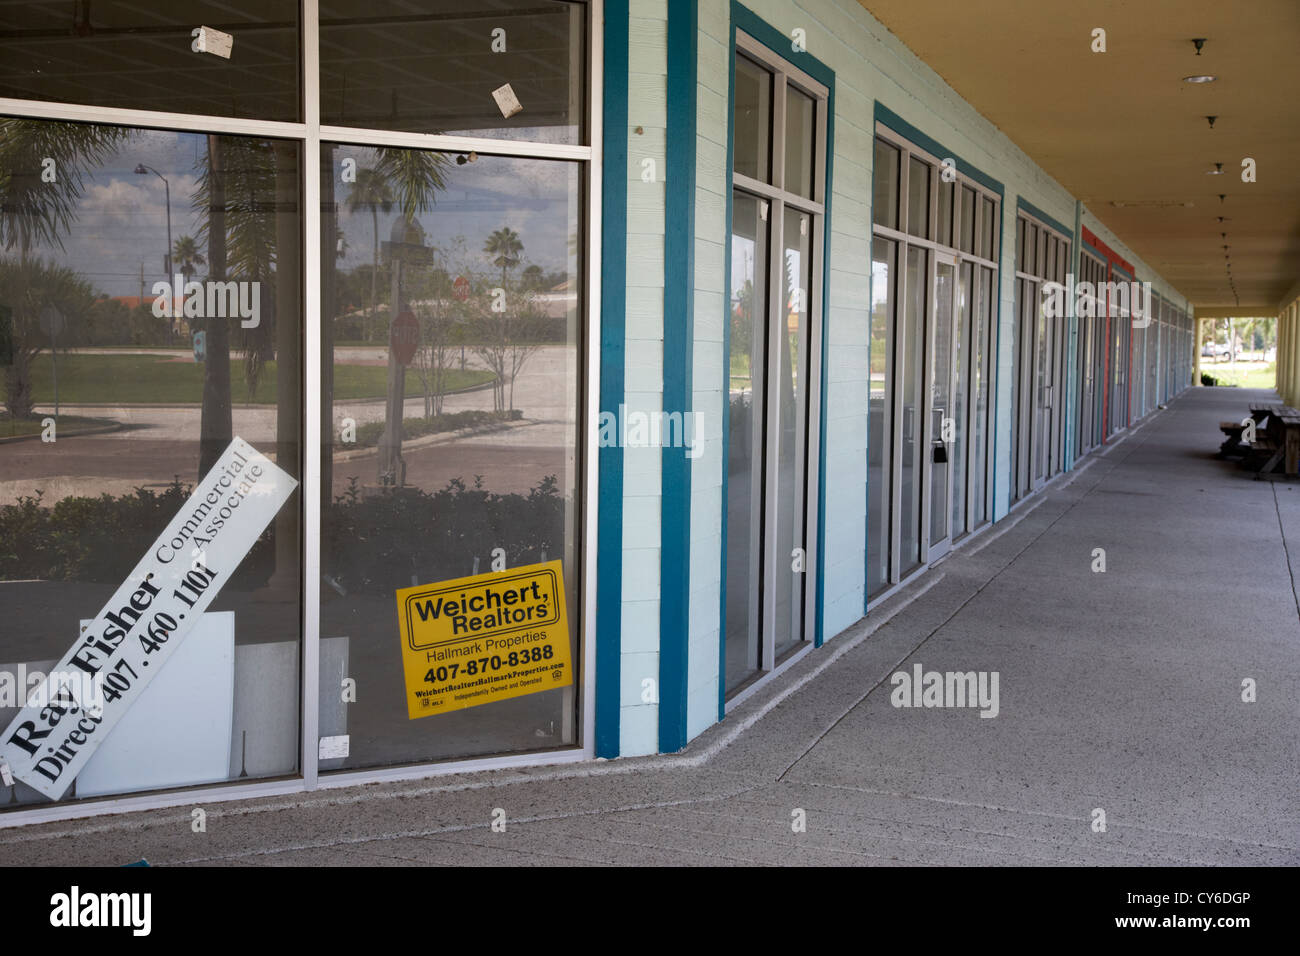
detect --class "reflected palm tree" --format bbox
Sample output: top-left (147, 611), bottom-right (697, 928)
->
top-left (484, 227), bottom-right (523, 288)
top-left (170, 235), bottom-right (205, 331)
top-left (0, 119), bottom-right (130, 257)
top-left (521, 264), bottom-right (545, 291)
top-left (0, 119), bottom-right (132, 418)
top-left (374, 148), bottom-right (448, 225)
top-left (344, 167), bottom-right (394, 343)
top-left (172, 235), bottom-right (205, 285)
top-left (0, 259), bottom-right (94, 418)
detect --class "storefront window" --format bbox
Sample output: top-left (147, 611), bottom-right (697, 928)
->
top-left (0, 119), bottom-right (303, 807)
top-left (319, 143), bottom-right (582, 768)
top-left (0, 0), bottom-right (590, 821)
top-left (0, 2), bottom-right (301, 121)
top-left (320, 1), bottom-right (586, 144)
top-left (725, 33), bottom-right (827, 697)
top-left (868, 127), bottom-right (999, 597)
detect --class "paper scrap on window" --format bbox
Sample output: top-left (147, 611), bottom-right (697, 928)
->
top-left (492, 83), bottom-right (523, 119)
top-left (192, 25), bottom-right (234, 59)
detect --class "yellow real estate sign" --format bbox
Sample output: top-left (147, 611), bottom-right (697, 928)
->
top-left (395, 560), bottom-right (572, 719)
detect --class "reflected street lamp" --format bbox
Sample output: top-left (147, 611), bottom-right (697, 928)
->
top-left (134, 163), bottom-right (172, 333)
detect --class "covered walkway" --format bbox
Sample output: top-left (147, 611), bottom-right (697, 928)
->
top-left (4, 387), bottom-right (1297, 865)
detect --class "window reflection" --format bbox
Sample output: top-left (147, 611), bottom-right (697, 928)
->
top-left (321, 0), bottom-right (585, 144)
top-left (0, 119), bottom-right (302, 806)
top-left (733, 56), bottom-right (772, 182)
top-left (320, 144), bottom-right (582, 768)
top-left (867, 238), bottom-right (893, 598)
top-left (0, 2), bottom-right (300, 121)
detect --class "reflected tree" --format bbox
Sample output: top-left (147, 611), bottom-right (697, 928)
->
top-left (172, 235), bottom-right (205, 286)
top-left (484, 226), bottom-right (523, 289)
top-left (0, 118), bottom-right (131, 419)
top-left (0, 259), bottom-right (94, 418)
top-left (343, 166), bottom-right (393, 343)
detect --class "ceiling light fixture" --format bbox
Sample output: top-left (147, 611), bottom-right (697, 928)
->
top-left (1206, 115), bottom-right (1217, 129)
top-left (1110, 200), bottom-right (1195, 208)
top-left (1184, 74), bottom-right (1217, 83)
top-left (1192, 38), bottom-right (1207, 55)
top-left (1206, 163), bottom-right (1224, 175)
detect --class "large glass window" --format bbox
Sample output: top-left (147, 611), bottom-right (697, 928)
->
top-left (899, 245), bottom-right (925, 571)
top-left (868, 128), bottom-right (999, 601)
top-left (0, 119), bottom-right (303, 807)
top-left (724, 36), bottom-right (826, 695)
top-left (906, 157), bottom-right (930, 240)
top-left (872, 140), bottom-right (899, 231)
top-left (319, 144), bottom-right (582, 767)
top-left (735, 56), bottom-right (773, 184)
top-left (0, 2), bottom-right (301, 121)
top-left (320, 0), bottom-right (586, 144)
top-left (951, 260), bottom-right (972, 536)
top-left (971, 266), bottom-right (993, 526)
top-left (783, 88), bottom-right (815, 200)
top-left (1075, 251), bottom-right (1106, 457)
top-left (0, 0), bottom-right (591, 819)
top-left (1012, 211), bottom-right (1070, 498)
top-left (726, 193), bottom-right (767, 692)
top-left (867, 239), bottom-right (893, 599)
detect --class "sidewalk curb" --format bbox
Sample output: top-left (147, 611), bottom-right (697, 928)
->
top-left (332, 417), bottom-right (540, 462)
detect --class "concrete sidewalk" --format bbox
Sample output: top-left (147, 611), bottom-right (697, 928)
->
top-left (3, 386), bottom-right (1298, 866)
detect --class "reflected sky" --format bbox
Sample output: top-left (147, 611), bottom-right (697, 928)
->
top-left (9, 128), bottom-right (578, 299)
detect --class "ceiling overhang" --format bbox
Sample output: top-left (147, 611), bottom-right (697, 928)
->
top-left (858, 0), bottom-right (1300, 314)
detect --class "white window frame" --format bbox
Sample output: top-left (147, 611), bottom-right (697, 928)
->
top-left (867, 124), bottom-right (1001, 611)
top-left (724, 31), bottom-right (829, 711)
top-left (1013, 210), bottom-right (1071, 492)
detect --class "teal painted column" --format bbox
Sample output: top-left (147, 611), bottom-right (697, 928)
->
top-left (596, 0), bottom-right (630, 759)
top-left (658, 0), bottom-right (698, 753)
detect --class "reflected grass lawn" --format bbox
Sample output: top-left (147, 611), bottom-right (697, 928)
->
top-left (27, 353), bottom-right (495, 404)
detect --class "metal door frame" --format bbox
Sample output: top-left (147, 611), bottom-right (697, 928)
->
top-left (922, 250), bottom-right (958, 563)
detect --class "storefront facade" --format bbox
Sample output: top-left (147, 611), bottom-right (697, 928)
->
top-left (0, 0), bottom-right (1193, 826)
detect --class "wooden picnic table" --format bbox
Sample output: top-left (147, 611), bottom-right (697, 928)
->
top-left (1247, 404), bottom-right (1300, 479)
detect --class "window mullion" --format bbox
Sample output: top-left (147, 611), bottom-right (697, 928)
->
top-left (302, 0), bottom-right (322, 793)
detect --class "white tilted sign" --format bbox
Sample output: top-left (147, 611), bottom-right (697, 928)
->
top-left (0, 438), bottom-right (296, 799)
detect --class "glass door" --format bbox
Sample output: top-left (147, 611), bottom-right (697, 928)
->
top-left (1032, 287), bottom-right (1054, 490)
top-left (924, 253), bottom-right (957, 561)
top-left (724, 38), bottom-right (828, 696)
top-left (950, 261), bottom-right (973, 539)
top-left (770, 207), bottom-right (812, 663)
top-left (725, 193), bottom-right (767, 693)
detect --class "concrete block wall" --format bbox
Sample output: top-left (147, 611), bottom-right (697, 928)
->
top-left (671, 0), bottom-right (1198, 747)
top-left (619, 0), bottom-right (669, 757)
top-left (687, 0), bottom-right (731, 738)
top-left (605, 0), bottom-right (1201, 753)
